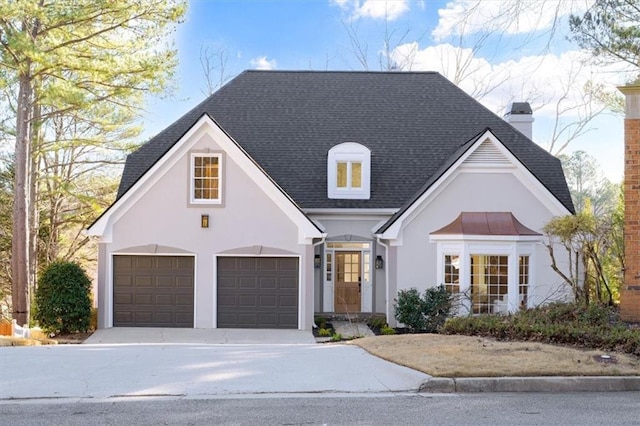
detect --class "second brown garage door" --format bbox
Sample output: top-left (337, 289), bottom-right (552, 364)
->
top-left (217, 257), bottom-right (299, 329)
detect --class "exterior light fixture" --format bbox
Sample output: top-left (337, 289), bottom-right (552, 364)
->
top-left (314, 254), bottom-right (321, 268)
top-left (201, 214), bottom-right (209, 228)
top-left (375, 255), bottom-right (384, 269)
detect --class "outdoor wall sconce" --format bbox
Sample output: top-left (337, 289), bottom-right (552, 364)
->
top-left (375, 255), bottom-right (384, 269)
top-left (314, 254), bottom-right (321, 268)
top-left (201, 214), bottom-right (209, 228)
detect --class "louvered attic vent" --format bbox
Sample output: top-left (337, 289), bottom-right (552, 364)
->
top-left (464, 140), bottom-right (511, 165)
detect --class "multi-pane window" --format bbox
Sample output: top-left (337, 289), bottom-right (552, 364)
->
top-left (470, 255), bottom-right (508, 314)
top-left (336, 161), bottom-right (362, 189)
top-left (363, 251), bottom-right (371, 282)
top-left (519, 255), bottom-right (529, 309)
top-left (443, 255), bottom-right (460, 294)
top-left (336, 252), bottom-right (360, 283)
top-left (191, 154), bottom-right (221, 203)
top-left (326, 252), bottom-right (332, 282)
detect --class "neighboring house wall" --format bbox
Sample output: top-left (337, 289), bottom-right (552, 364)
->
top-left (95, 130), bottom-right (311, 329)
top-left (619, 84), bottom-right (640, 322)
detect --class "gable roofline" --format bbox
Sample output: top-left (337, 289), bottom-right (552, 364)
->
top-left (374, 129), bottom-right (484, 235)
top-left (87, 113), bottom-right (324, 243)
top-left (375, 128), bottom-right (573, 238)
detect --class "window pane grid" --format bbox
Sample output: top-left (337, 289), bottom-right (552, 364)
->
top-left (444, 255), bottom-right (460, 294)
top-left (471, 255), bottom-right (508, 314)
top-left (519, 256), bottom-right (529, 308)
top-left (192, 155), bottom-right (220, 201)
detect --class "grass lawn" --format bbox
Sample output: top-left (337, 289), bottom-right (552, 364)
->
top-left (351, 334), bottom-right (640, 377)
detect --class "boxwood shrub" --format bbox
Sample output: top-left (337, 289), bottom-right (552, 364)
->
top-left (35, 261), bottom-right (92, 334)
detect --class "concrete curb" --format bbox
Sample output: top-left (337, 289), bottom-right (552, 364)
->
top-left (419, 376), bottom-right (640, 393)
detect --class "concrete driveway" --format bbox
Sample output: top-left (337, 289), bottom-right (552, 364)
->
top-left (0, 329), bottom-right (430, 400)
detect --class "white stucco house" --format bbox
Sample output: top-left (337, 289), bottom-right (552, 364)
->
top-left (87, 71), bottom-right (575, 330)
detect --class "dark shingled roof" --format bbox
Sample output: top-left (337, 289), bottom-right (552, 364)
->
top-left (117, 70), bottom-right (574, 213)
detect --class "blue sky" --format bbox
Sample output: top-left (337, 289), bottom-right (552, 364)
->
top-left (142, 0), bottom-right (628, 182)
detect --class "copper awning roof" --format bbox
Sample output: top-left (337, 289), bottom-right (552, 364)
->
top-left (431, 212), bottom-right (541, 236)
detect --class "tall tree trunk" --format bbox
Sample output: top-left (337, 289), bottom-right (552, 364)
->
top-left (30, 100), bottom-right (42, 295)
top-left (12, 73), bottom-right (33, 326)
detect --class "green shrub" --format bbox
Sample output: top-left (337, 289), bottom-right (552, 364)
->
top-left (35, 261), bottom-right (92, 334)
top-left (423, 285), bottom-right (453, 332)
top-left (318, 327), bottom-right (332, 337)
top-left (314, 315), bottom-right (328, 329)
top-left (331, 333), bottom-right (343, 342)
top-left (381, 325), bottom-right (396, 335)
top-left (366, 315), bottom-right (387, 330)
top-left (394, 286), bottom-right (453, 332)
top-left (442, 302), bottom-right (640, 356)
top-left (394, 288), bottom-right (426, 331)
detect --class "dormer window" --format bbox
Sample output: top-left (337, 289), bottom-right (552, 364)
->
top-left (328, 143), bottom-right (370, 199)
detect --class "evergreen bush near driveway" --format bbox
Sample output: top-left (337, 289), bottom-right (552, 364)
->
top-left (442, 302), bottom-right (640, 356)
top-left (394, 286), bottom-right (453, 332)
top-left (35, 261), bottom-right (92, 334)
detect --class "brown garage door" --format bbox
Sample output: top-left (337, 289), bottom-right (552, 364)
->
top-left (113, 255), bottom-right (194, 327)
top-left (217, 257), bottom-right (298, 329)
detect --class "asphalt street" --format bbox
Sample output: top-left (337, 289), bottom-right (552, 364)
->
top-left (2, 393), bottom-right (640, 425)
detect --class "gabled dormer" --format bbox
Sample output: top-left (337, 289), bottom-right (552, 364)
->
top-left (327, 142), bottom-right (371, 199)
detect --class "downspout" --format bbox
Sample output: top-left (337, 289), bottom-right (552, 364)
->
top-left (312, 235), bottom-right (326, 327)
top-left (375, 235), bottom-right (391, 325)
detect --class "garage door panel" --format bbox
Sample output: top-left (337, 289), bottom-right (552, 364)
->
top-left (238, 258), bottom-right (258, 270)
top-left (258, 258), bottom-right (278, 271)
top-left (134, 293), bottom-right (153, 304)
top-left (259, 295), bottom-right (277, 308)
top-left (259, 277), bottom-right (277, 289)
top-left (279, 295), bottom-right (297, 308)
top-left (155, 294), bottom-right (172, 305)
top-left (238, 294), bottom-right (258, 307)
top-left (217, 257), bottom-right (298, 329)
top-left (113, 255), bottom-right (194, 327)
top-left (279, 277), bottom-right (297, 290)
top-left (239, 277), bottom-right (257, 289)
top-left (135, 257), bottom-right (153, 269)
top-left (175, 294), bottom-right (193, 305)
top-left (134, 276), bottom-right (153, 287)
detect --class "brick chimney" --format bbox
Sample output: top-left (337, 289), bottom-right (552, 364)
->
top-left (619, 84), bottom-right (640, 323)
top-left (504, 102), bottom-right (534, 140)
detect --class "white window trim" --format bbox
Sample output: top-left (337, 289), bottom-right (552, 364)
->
top-left (190, 152), bottom-right (223, 205)
top-left (436, 240), bottom-right (538, 315)
top-left (327, 142), bottom-right (371, 199)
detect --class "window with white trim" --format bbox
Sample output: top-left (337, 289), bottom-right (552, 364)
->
top-left (519, 255), bottom-right (529, 308)
top-left (471, 255), bottom-right (508, 314)
top-left (443, 254), bottom-right (460, 294)
top-left (328, 143), bottom-right (370, 199)
top-left (190, 153), bottom-right (222, 204)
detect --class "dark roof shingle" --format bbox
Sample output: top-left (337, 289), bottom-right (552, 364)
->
top-left (117, 70), bottom-right (574, 213)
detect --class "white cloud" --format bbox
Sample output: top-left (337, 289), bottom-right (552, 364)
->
top-left (330, 0), bottom-right (410, 21)
top-left (390, 41), bottom-right (627, 179)
top-left (432, 0), bottom-right (593, 41)
top-left (250, 56), bottom-right (277, 70)
top-left (391, 42), bottom-right (622, 118)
